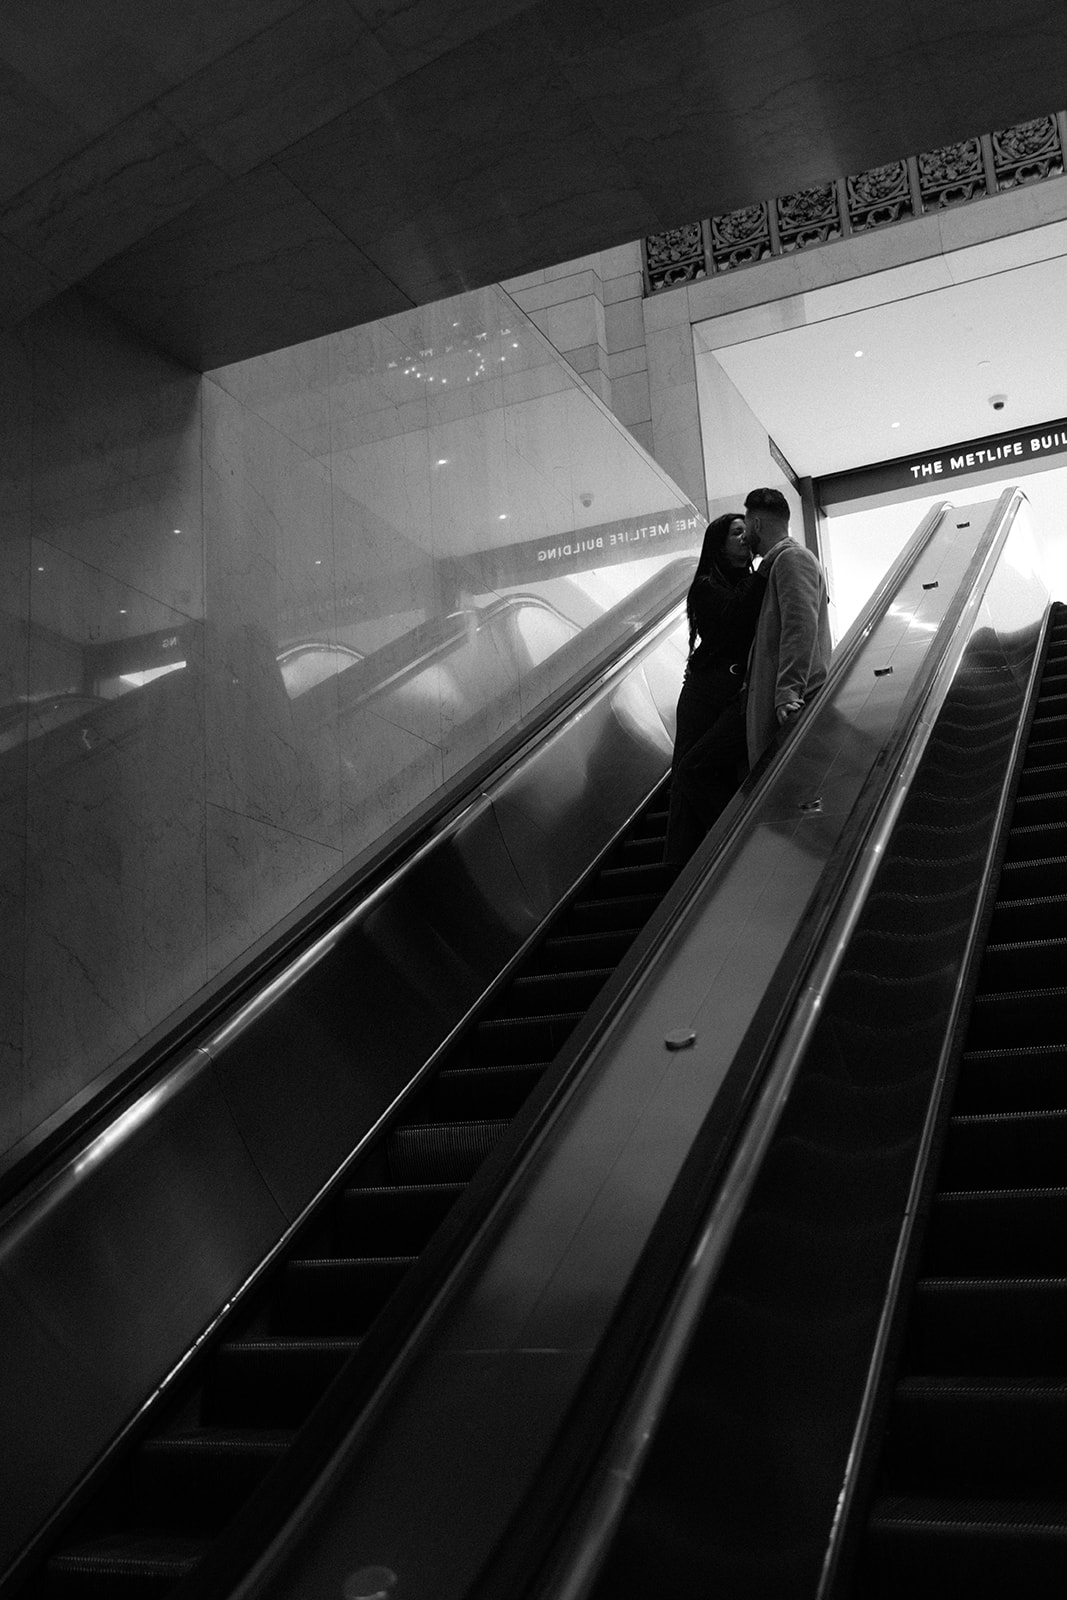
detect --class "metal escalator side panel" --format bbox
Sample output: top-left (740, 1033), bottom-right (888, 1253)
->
top-left (0, 612), bottom-right (689, 1591)
top-left (0, 1052), bottom-right (287, 1582)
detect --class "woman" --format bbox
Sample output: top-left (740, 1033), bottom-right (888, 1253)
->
top-left (665, 512), bottom-right (766, 864)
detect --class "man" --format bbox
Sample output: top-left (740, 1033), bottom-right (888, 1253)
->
top-left (742, 486), bottom-right (832, 766)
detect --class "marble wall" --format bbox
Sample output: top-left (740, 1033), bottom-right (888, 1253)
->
top-left (1, 283), bottom-right (699, 1169)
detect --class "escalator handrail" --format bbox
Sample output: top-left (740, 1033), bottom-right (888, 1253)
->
top-left (531, 486), bottom-right (1037, 1600)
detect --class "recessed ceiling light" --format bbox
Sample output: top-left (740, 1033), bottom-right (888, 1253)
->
top-left (891, 421), bottom-right (901, 428)
top-left (498, 513), bottom-right (508, 520)
top-left (854, 349), bottom-right (864, 358)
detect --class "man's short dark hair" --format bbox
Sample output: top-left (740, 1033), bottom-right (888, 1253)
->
top-left (744, 487), bottom-right (790, 520)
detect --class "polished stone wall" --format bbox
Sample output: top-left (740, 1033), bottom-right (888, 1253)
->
top-left (1, 283), bottom-right (698, 1168)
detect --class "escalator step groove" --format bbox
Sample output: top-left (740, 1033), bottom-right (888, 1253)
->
top-left (941, 1105), bottom-right (1067, 1187)
top-left (538, 929), bottom-right (641, 971)
top-left (988, 891), bottom-right (1067, 942)
top-left (472, 1012), bottom-right (585, 1066)
top-left (46, 1535), bottom-right (208, 1598)
top-left (907, 1276), bottom-right (1067, 1375)
top-left (614, 837), bottom-right (666, 867)
top-left (332, 1182), bottom-right (465, 1255)
top-left (926, 1186), bottom-right (1067, 1275)
top-left (1004, 820), bottom-right (1067, 861)
top-left (504, 967), bottom-right (614, 1011)
top-left (206, 1338), bottom-right (360, 1427)
top-left (957, 1041), bottom-right (1067, 1113)
top-left (978, 934), bottom-right (1067, 990)
top-left (594, 862), bottom-right (678, 897)
top-left (1011, 791), bottom-right (1067, 825)
top-left (975, 853), bottom-right (1067, 901)
top-left (1016, 761), bottom-right (1067, 797)
top-left (862, 1496), bottom-right (1067, 1600)
top-left (883, 1377), bottom-right (1067, 1497)
top-left (567, 893), bottom-right (663, 933)
top-left (421, 1063), bottom-right (545, 1121)
top-left (966, 984), bottom-right (1067, 1050)
top-left (386, 1118), bottom-right (511, 1183)
top-left (275, 1256), bottom-right (415, 1334)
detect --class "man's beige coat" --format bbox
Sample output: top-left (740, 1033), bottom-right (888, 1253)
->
top-left (746, 538), bottom-right (832, 765)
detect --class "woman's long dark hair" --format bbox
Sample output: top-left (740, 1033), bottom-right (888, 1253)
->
top-left (686, 512), bottom-right (749, 653)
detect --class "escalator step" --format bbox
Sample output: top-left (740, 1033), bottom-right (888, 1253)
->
top-left (275, 1256), bottom-right (415, 1335)
top-left (205, 1338), bottom-right (360, 1427)
top-left (1016, 760), bottom-right (1067, 798)
top-left (472, 1012), bottom-right (584, 1066)
top-left (977, 935), bottom-right (1067, 991)
top-left (538, 929), bottom-right (641, 972)
top-left (862, 1496), bottom-right (1067, 1599)
top-left (994, 856), bottom-right (1067, 905)
top-left (1024, 738), bottom-right (1067, 771)
top-left (940, 1106), bottom-right (1067, 1188)
top-left (593, 862), bottom-right (678, 898)
top-left (956, 1042), bottom-right (1067, 1113)
top-left (45, 1534), bottom-right (208, 1599)
top-left (631, 808), bottom-right (669, 840)
top-left (884, 1377), bottom-right (1067, 1497)
top-left (419, 1063), bottom-right (545, 1122)
top-left (1011, 790), bottom-right (1067, 827)
top-left (613, 837), bottom-right (667, 867)
top-left (387, 1117), bottom-right (511, 1182)
top-left (104, 1432), bottom-right (291, 1534)
top-left (331, 1183), bottom-right (465, 1255)
top-left (567, 894), bottom-right (663, 934)
top-left (1004, 820), bottom-right (1067, 861)
top-left (987, 891), bottom-right (1067, 944)
top-left (906, 1276), bottom-right (1067, 1374)
top-left (925, 1186), bottom-right (1067, 1276)
top-left (503, 967), bottom-right (614, 1013)
top-left (966, 984), bottom-right (1067, 1050)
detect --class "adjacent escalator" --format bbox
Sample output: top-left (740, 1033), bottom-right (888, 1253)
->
top-left (24, 784), bottom-right (678, 1600)
top-left (853, 603), bottom-right (1067, 1597)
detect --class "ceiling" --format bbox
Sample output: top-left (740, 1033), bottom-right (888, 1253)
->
top-left (3, 0), bottom-right (1067, 369)
top-left (706, 229), bottom-right (1067, 479)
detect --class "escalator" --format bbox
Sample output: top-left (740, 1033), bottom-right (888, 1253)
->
top-left (7, 490), bottom-right (1056, 1600)
top-left (851, 603), bottom-right (1067, 1596)
top-left (6, 705), bottom-right (682, 1598)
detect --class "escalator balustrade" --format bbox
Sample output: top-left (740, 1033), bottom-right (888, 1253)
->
top-left (856, 606), bottom-right (1067, 1598)
top-left (25, 784), bottom-right (677, 1600)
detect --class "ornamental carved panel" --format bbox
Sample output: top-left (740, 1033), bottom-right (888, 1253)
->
top-left (776, 183), bottom-right (841, 252)
top-left (847, 160), bottom-right (912, 231)
top-left (917, 138), bottom-right (986, 209)
top-left (709, 203), bottom-right (772, 272)
top-left (992, 115), bottom-right (1063, 188)
top-left (642, 108), bottom-right (1066, 294)
top-left (645, 223), bottom-right (707, 291)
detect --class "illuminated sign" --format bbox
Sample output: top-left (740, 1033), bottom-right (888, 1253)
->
top-left (820, 419), bottom-right (1067, 506)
